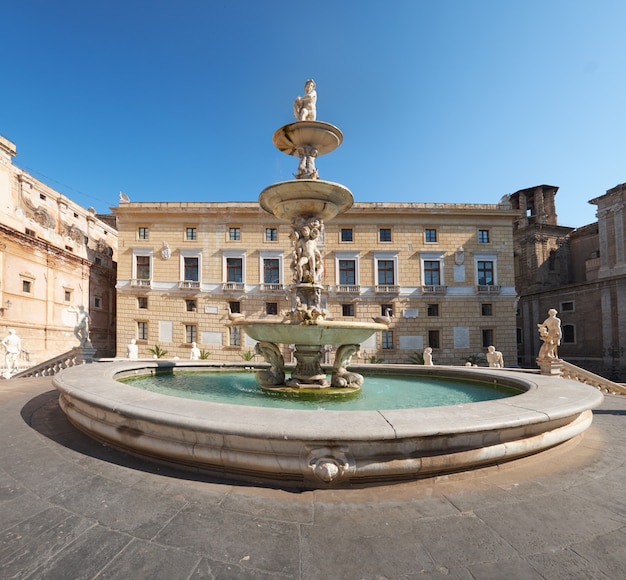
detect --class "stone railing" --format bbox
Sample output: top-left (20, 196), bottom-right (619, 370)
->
top-left (11, 346), bottom-right (96, 379)
top-left (561, 360), bottom-right (626, 395)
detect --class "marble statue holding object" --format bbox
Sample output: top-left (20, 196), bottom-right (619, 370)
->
top-left (486, 345), bottom-right (504, 368)
top-left (423, 347), bottom-right (434, 366)
top-left (2, 329), bottom-right (21, 378)
top-left (190, 342), bottom-right (201, 361)
top-left (293, 79), bottom-right (317, 121)
top-left (126, 338), bottom-right (138, 360)
top-left (537, 308), bottom-right (562, 360)
top-left (68, 305), bottom-right (92, 348)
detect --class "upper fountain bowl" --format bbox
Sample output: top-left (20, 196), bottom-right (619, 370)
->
top-left (259, 180), bottom-right (354, 221)
top-left (273, 121), bottom-right (343, 157)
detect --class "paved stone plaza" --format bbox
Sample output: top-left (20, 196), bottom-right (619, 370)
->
top-left (1, 376), bottom-right (626, 579)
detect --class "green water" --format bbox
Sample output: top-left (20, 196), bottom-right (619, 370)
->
top-left (122, 371), bottom-right (519, 410)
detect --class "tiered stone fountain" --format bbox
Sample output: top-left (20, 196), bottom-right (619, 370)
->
top-left (229, 80), bottom-right (387, 391)
top-left (52, 81), bottom-right (603, 489)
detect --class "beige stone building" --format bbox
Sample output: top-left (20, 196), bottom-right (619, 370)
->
top-left (0, 135), bottom-right (117, 365)
top-left (513, 183), bottom-right (626, 380)
top-left (113, 198), bottom-right (519, 366)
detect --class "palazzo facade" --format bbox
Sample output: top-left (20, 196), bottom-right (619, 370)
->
top-left (113, 198), bottom-right (518, 366)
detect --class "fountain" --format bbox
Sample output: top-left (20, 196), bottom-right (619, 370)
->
top-left (52, 82), bottom-right (604, 489)
top-left (229, 79), bottom-right (386, 391)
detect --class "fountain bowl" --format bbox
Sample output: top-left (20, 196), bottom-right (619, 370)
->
top-left (259, 180), bottom-right (354, 221)
top-left (272, 121), bottom-right (343, 156)
top-left (229, 318), bottom-right (387, 346)
top-left (53, 361), bottom-right (603, 489)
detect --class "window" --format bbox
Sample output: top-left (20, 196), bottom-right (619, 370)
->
top-left (561, 301), bottom-right (575, 312)
top-left (229, 227), bottom-right (240, 241)
top-left (381, 330), bottom-right (394, 349)
top-left (381, 304), bottom-right (393, 317)
top-left (478, 229), bottom-right (490, 243)
top-left (517, 328), bottom-right (523, 344)
top-left (378, 260), bottom-right (395, 285)
top-left (25, 227), bottom-right (36, 237)
top-left (379, 228), bottom-right (392, 242)
top-left (22, 280), bottom-right (32, 293)
top-left (137, 321), bottom-right (148, 341)
top-left (341, 228), bottom-right (353, 242)
top-left (342, 304), bottom-right (355, 317)
top-left (95, 257), bottom-right (102, 265)
top-left (184, 257), bottom-right (199, 282)
top-left (229, 327), bottom-right (241, 346)
top-left (94, 296), bottom-right (102, 309)
top-left (266, 302), bottom-right (278, 315)
top-left (227, 258), bottom-right (243, 282)
top-left (138, 227), bottom-right (149, 240)
top-left (427, 304), bottom-right (439, 317)
top-left (229, 301), bottom-right (241, 314)
top-left (185, 227), bottom-right (197, 241)
top-left (428, 330), bottom-right (440, 349)
top-left (477, 261), bottom-right (495, 285)
top-left (136, 255), bottom-right (151, 280)
top-left (339, 260), bottom-right (356, 285)
top-left (64, 290), bottom-right (72, 302)
top-left (482, 329), bottom-right (494, 348)
top-left (562, 324), bottom-right (576, 343)
top-left (186, 299), bottom-right (197, 312)
top-left (265, 227), bottom-right (278, 241)
top-left (137, 297), bottom-right (148, 309)
top-left (425, 228), bottom-right (437, 243)
top-left (481, 303), bottom-right (493, 316)
top-left (263, 259), bottom-right (280, 284)
top-left (185, 325), bottom-right (197, 344)
top-left (424, 261), bottom-right (441, 285)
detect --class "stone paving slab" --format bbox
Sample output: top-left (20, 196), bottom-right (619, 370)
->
top-left (1, 376), bottom-right (625, 579)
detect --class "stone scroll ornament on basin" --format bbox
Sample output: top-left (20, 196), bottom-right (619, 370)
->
top-left (229, 80), bottom-right (387, 391)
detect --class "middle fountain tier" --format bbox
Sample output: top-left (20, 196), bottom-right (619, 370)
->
top-left (229, 83), bottom-right (388, 392)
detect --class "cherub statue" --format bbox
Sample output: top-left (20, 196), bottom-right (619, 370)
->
top-left (293, 79), bottom-right (317, 121)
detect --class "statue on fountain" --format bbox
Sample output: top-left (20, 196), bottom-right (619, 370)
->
top-left (254, 341), bottom-right (286, 387)
top-left (331, 344), bottom-right (364, 388)
top-left (293, 79), bottom-right (317, 121)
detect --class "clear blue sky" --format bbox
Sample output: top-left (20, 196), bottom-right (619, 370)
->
top-left (2, 0), bottom-right (625, 227)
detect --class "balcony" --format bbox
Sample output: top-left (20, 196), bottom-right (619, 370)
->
top-left (222, 282), bottom-right (246, 292)
top-left (375, 285), bottom-right (400, 294)
top-left (422, 285), bottom-right (447, 294)
top-left (178, 280), bottom-right (200, 290)
top-left (260, 283), bottom-right (285, 293)
top-left (130, 279), bottom-right (151, 289)
top-left (476, 285), bottom-right (501, 294)
top-left (336, 284), bottom-right (361, 294)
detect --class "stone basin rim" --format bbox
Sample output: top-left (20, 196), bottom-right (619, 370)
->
top-left (53, 361), bottom-right (604, 440)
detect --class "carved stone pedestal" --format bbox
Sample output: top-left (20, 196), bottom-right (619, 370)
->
top-left (287, 344), bottom-right (330, 388)
top-left (536, 358), bottom-right (563, 376)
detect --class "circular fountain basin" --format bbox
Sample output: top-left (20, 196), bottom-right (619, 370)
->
top-left (272, 121), bottom-right (343, 156)
top-left (259, 180), bottom-right (353, 221)
top-left (229, 319), bottom-right (387, 345)
top-left (53, 362), bottom-right (603, 489)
